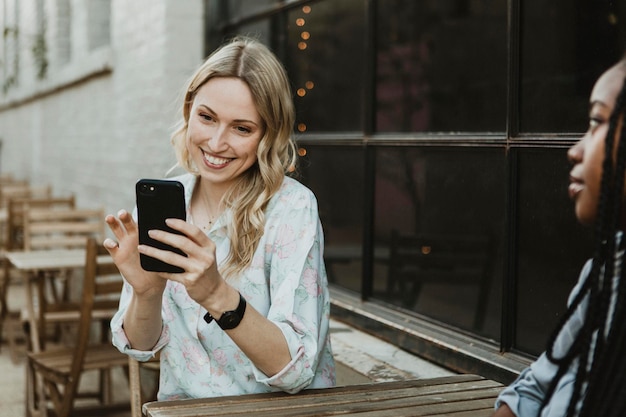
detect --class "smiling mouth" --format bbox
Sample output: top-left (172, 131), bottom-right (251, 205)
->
top-left (203, 151), bottom-right (232, 167)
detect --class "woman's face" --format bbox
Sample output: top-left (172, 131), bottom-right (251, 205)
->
top-left (186, 77), bottom-right (263, 192)
top-left (568, 63), bottom-right (626, 226)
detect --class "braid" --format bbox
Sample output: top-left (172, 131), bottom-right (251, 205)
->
top-left (578, 82), bottom-right (626, 417)
top-left (540, 75), bottom-right (626, 416)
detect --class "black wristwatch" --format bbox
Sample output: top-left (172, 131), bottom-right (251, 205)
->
top-left (203, 293), bottom-right (247, 330)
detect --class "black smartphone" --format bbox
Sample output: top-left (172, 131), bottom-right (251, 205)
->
top-left (136, 179), bottom-right (187, 273)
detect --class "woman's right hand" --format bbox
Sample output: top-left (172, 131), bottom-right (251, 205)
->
top-left (104, 209), bottom-right (166, 296)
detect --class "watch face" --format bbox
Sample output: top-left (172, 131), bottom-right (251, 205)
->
top-left (219, 311), bottom-right (241, 330)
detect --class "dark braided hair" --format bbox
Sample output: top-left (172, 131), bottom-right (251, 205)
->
top-left (540, 68), bottom-right (626, 417)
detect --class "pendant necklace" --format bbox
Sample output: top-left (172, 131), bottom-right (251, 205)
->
top-left (200, 189), bottom-right (219, 230)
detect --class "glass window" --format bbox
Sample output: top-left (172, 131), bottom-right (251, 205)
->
top-left (515, 149), bottom-right (593, 354)
top-left (56, 0), bottom-right (71, 65)
top-left (520, 0), bottom-right (626, 133)
top-left (375, 0), bottom-right (507, 133)
top-left (284, 0), bottom-right (366, 133)
top-left (2, 0), bottom-right (20, 91)
top-left (238, 20), bottom-right (272, 45)
top-left (371, 147), bottom-right (505, 339)
top-left (298, 145), bottom-right (365, 292)
top-left (225, 0), bottom-right (276, 19)
top-left (87, 0), bottom-right (110, 50)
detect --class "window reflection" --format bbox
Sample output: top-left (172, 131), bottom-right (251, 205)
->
top-left (372, 147), bottom-right (505, 338)
top-left (284, 0), bottom-right (366, 132)
top-left (520, 0), bottom-right (625, 132)
top-left (297, 146), bottom-right (365, 292)
top-left (375, 0), bottom-right (507, 132)
top-left (516, 149), bottom-right (593, 354)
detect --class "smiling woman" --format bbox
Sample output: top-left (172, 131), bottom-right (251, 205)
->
top-left (103, 36), bottom-right (335, 402)
top-left (186, 77), bottom-right (263, 202)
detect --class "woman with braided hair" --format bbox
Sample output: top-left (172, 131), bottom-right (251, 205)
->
top-left (493, 55), bottom-right (626, 417)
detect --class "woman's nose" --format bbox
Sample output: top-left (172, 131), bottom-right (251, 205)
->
top-left (567, 138), bottom-right (584, 165)
top-left (208, 127), bottom-right (228, 151)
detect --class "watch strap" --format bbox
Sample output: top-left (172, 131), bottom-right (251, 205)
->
top-left (203, 292), bottom-right (247, 330)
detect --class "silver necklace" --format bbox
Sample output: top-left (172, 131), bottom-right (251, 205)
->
top-left (199, 188), bottom-right (220, 230)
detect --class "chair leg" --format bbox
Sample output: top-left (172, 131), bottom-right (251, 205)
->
top-left (25, 358), bottom-right (35, 417)
top-left (6, 310), bottom-right (25, 363)
top-left (129, 358), bottom-right (143, 417)
top-left (26, 358), bottom-right (50, 417)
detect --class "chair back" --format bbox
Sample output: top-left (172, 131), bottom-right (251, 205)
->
top-left (0, 183), bottom-right (51, 208)
top-left (5, 195), bottom-right (76, 251)
top-left (22, 206), bottom-right (104, 251)
top-left (72, 238), bottom-right (122, 369)
top-left (57, 237), bottom-right (123, 415)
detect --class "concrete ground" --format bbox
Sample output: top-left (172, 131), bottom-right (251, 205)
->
top-left (0, 281), bottom-right (453, 416)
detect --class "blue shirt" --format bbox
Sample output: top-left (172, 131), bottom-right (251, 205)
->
top-left (496, 246), bottom-right (621, 417)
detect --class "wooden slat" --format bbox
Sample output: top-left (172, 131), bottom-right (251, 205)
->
top-left (22, 206), bottom-right (105, 251)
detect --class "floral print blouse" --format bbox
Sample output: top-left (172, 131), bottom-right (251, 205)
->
top-left (111, 174), bottom-right (336, 400)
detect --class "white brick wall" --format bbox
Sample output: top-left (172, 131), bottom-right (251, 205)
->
top-left (0, 0), bottom-right (204, 229)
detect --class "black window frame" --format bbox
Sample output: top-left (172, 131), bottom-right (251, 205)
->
top-left (204, 0), bottom-right (625, 383)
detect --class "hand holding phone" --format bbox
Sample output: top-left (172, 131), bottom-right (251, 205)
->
top-left (136, 179), bottom-right (187, 273)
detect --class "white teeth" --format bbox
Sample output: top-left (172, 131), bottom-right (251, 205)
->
top-left (204, 153), bottom-right (230, 166)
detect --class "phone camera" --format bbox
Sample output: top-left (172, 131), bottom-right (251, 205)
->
top-left (139, 183), bottom-right (156, 194)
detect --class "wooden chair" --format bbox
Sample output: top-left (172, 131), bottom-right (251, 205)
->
top-left (0, 196), bottom-right (76, 361)
top-left (129, 356), bottom-right (160, 417)
top-left (4, 206), bottom-right (105, 361)
top-left (385, 230), bottom-right (494, 330)
top-left (5, 195), bottom-right (76, 251)
top-left (26, 237), bottom-right (130, 417)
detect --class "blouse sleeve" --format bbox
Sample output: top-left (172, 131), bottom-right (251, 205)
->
top-left (494, 259), bottom-right (592, 416)
top-left (250, 183), bottom-right (332, 393)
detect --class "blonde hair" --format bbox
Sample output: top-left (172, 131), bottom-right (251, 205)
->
top-left (171, 36), bottom-right (297, 277)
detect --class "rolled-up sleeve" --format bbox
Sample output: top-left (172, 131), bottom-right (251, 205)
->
top-left (250, 186), bottom-right (332, 393)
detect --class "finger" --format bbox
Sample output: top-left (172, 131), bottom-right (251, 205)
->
top-left (103, 238), bottom-right (119, 255)
top-left (137, 244), bottom-right (188, 273)
top-left (118, 209), bottom-right (138, 233)
top-left (149, 227), bottom-right (215, 263)
top-left (165, 218), bottom-right (212, 247)
top-left (105, 213), bottom-right (128, 238)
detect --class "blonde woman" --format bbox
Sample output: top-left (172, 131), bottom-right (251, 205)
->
top-left (105, 37), bottom-right (335, 400)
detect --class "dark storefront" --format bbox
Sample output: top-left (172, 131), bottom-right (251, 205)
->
top-left (205, 0), bottom-right (626, 382)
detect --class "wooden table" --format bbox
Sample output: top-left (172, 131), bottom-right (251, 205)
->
top-left (142, 374), bottom-right (503, 417)
top-left (4, 248), bottom-right (112, 352)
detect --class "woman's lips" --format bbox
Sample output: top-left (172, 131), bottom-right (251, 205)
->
top-left (568, 177), bottom-right (584, 200)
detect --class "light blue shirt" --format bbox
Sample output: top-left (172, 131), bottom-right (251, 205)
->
top-left (111, 174), bottom-right (336, 400)
top-left (496, 244), bottom-right (622, 417)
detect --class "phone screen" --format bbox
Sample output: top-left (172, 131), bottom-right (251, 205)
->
top-left (136, 179), bottom-right (187, 273)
